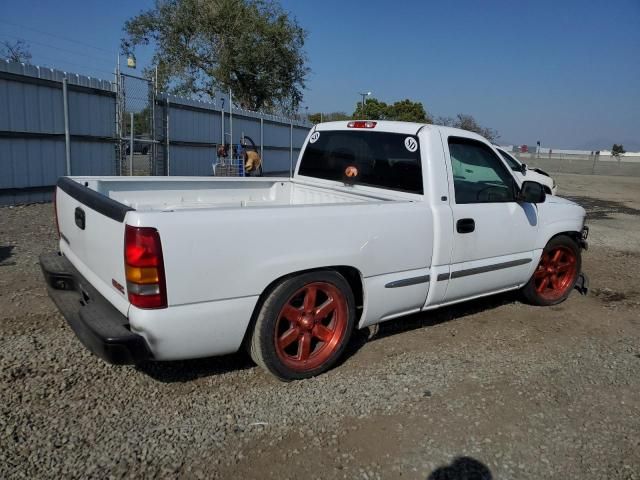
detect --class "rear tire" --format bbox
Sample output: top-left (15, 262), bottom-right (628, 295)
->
top-left (250, 271), bottom-right (355, 381)
top-left (522, 234), bottom-right (581, 306)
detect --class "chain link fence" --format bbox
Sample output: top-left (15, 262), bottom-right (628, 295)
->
top-left (117, 73), bottom-right (156, 176)
top-left (512, 152), bottom-right (640, 177)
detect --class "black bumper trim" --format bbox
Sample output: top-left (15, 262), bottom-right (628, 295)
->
top-left (40, 252), bottom-right (152, 365)
top-left (56, 177), bottom-right (134, 223)
top-left (385, 275), bottom-right (430, 288)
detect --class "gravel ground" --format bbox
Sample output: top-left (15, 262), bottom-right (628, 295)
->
top-left (1, 173), bottom-right (639, 479)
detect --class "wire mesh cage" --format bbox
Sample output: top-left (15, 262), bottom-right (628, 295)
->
top-left (214, 150), bottom-right (245, 177)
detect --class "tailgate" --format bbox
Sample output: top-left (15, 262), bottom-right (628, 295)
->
top-left (55, 177), bottom-right (134, 316)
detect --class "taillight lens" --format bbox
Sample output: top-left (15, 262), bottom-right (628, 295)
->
top-left (347, 121), bottom-right (377, 129)
top-left (125, 225), bottom-right (167, 309)
top-left (53, 187), bottom-right (60, 238)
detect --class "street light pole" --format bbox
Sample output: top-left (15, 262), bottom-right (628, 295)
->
top-left (359, 91), bottom-right (371, 118)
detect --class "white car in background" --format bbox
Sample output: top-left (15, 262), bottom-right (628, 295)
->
top-left (495, 146), bottom-right (557, 195)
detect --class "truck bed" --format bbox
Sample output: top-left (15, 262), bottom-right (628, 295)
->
top-left (54, 175), bottom-right (420, 323)
top-left (73, 176), bottom-right (392, 212)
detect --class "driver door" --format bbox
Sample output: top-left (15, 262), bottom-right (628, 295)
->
top-left (441, 134), bottom-right (538, 303)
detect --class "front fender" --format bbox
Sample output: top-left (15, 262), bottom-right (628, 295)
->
top-left (535, 200), bottom-right (586, 250)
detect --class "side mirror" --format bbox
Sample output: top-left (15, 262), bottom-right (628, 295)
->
top-left (518, 181), bottom-right (546, 203)
top-left (520, 163), bottom-right (527, 175)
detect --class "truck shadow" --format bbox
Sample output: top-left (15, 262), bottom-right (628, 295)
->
top-left (136, 352), bottom-right (255, 383)
top-left (139, 291), bottom-right (519, 383)
top-left (342, 290), bottom-right (520, 360)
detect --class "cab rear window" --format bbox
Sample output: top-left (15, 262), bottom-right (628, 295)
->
top-left (298, 130), bottom-right (423, 194)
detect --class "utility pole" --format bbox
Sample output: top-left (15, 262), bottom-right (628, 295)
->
top-left (359, 91), bottom-right (371, 118)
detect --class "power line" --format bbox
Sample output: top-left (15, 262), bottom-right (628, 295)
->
top-left (0, 18), bottom-right (115, 55)
top-left (0, 32), bottom-right (113, 62)
top-left (0, 41), bottom-right (115, 77)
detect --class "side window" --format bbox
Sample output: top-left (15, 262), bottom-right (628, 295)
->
top-left (448, 137), bottom-right (516, 204)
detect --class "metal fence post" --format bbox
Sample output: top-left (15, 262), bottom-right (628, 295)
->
top-left (114, 65), bottom-right (122, 176)
top-left (229, 86), bottom-right (233, 151)
top-left (151, 71), bottom-right (156, 176)
top-left (129, 112), bottom-right (134, 176)
top-left (260, 117), bottom-right (264, 169)
top-left (166, 97), bottom-right (170, 176)
top-left (62, 78), bottom-right (71, 175)
top-left (221, 101), bottom-right (224, 156)
top-left (289, 122), bottom-right (293, 177)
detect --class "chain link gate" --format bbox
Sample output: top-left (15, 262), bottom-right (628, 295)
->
top-left (115, 72), bottom-right (159, 176)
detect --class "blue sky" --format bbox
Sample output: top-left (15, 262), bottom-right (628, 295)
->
top-left (2, 0), bottom-right (639, 148)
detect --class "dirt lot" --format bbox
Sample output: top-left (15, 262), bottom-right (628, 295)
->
top-left (1, 173), bottom-right (639, 479)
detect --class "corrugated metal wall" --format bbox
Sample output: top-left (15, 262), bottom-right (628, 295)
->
top-left (156, 94), bottom-right (311, 176)
top-left (1, 60), bottom-right (312, 205)
top-left (0, 60), bottom-right (116, 205)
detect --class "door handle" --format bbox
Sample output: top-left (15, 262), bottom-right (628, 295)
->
top-left (456, 218), bottom-right (475, 234)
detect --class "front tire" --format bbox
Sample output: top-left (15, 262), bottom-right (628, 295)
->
top-left (522, 234), bottom-right (581, 306)
top-left (250, 271), bottom-right (355, 381)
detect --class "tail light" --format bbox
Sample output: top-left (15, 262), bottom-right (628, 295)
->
top-left (124, 225), bottom-right (167, 309)
top-left (347, 121), bottom-right (377, 129)
top-left (53, 187), bottom-right (60, 238)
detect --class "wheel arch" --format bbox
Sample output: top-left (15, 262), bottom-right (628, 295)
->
top-left (546, 229), bottom-right (577, 239)
top-left (547, 230), bottom-right (584, 249)
top-left (240, 265), bottom-right (364, 349)
top-left (536, 217), bottom-right (585, 251)
top-left (534, 229), bottom-right (583, 264)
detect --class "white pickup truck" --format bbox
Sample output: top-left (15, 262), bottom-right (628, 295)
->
top-left (41, 120), bottom-right (589, 380)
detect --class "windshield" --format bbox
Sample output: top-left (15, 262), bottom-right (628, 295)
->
top-left (298, 130), bottom-right (423, 194)
top-left (497, 148), bottom-right (522, 171)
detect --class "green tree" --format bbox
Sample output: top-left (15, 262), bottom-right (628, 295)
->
top-left (352, 97), bottom-right (389, 120)
top-left (1, 39), bottom-right (32, 63)
top-left (611, 144), bottom-right (625, 159)
top-left (122, 0), bottom-right (308, 114)
top-left (352, 97), bottom-right (432, 123)
top-left (387, 99), bottom-right (432, 123)
top-left (124, 107), bottom-right (152, 136)
top-left (308, 112), bottom-right (351, 124)
top-left (435, 114), bottom-right (499, 142)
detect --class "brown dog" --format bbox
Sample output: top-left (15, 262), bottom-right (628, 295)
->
top-left (244, 150), bottom-right (262, 174)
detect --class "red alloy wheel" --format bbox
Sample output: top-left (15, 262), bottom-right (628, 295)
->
top-left (533, 245), bottom-right (578, 301)
top-left (274, 282), bottom-right (348, 372)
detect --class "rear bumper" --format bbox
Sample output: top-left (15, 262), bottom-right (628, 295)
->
top-left (40, 252), bottom-right (152, 365)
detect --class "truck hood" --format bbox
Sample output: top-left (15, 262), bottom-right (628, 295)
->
top-left (545, 195), bottom-right (578, 206)
top-left (541, 195), bottom-right (587, 226)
